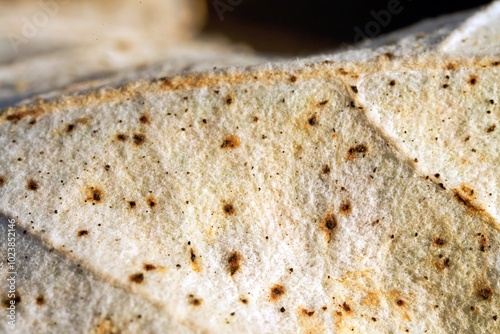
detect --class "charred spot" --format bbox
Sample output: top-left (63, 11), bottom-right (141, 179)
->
top-left (128, 201), bottom-right (137, 209)
top-left (290, 75), bottom-right (297, 83)
top-left (253, 116), bottom-right (259, 122)
top-left (492, 61), bottom-right (500, 66)
top-left (240, 297), bottom-right (249, 304)
top-left (223, 203), bottom-right (235, 215)
top-left (86, 187), bottom-right (103, 203)
top-left (225, 95), bottom-right (233, 105)
top-left (104, 164), bottom-right (110, 171)
top-left (446, 63), bottom-right (457, 71)
top-left (146, 196), bottom-right (156, 208)
top-left (479, 235), bottom-right (488, 252)
top-left (35, 295), bottom-right (45, 306)
top-left (396, 299), bottom-right (405, 307)
top-left (319, 100), bottom-right (329, 106)
top-left (340, 200), bottom-right (352, 215)
top-left (342, 302), bottom-right (352, 313)
top-left (129, 273), bottom-right (144, 284)
top-left (270, 284), bottom-right (285, 301)
top-left (301, 309), bottom-right (315, 317)
top-left (188, 294), bottom-right (203, 306)
top-left (308, 114), bottom-right (318, 126)
top-left (487, 124), bottom-right (496, 133)
top-left (2, 294), bottom-right (21, 308)
top-left (351, 86), bottom-right (358, 93)
top-left (477, 286), bottom-right (493, 301)
top-left (453, 185), bottom-right (482, 213)
top-left (0, 176), bottom-right (5, 187)
top-left (5, 109), bottom-right (41, 123)
top-left (347, 144), bottom-right (368, 159)
top-left (116, 133), bottom-right (129, 141)
top-left (27, 179), bottom-right (39, 191)
top-left (228, 251), bottom-right (242, 276)
top-left (66, 124), bottom-right (75, 132)
top-left (468, 75), bottom-right (478, 86)
top-left (280, 307), bottom-right (286, 312)
top-left (77, 230), bottom-right (89, 237)
top-left (433, 237), bottom-right (447, 247)
top-left (139, 113), bottom-right (151, 124)
top-left (143, 263), bottom-right (157, 271)
top-left (133, 133), bottom-right (146, 145)
top-left (442, 84), bottom-right (449, 89)
top-left (320, 212), bottom-right (337, 242)
top-left (435, 257), bottom-right (451, 270)
top-left (220, 135), bottom-right (240, 149)
top-left (322, 164), bottom-right (331, 174)
top-left (389, 80), bottom-right (396, 86)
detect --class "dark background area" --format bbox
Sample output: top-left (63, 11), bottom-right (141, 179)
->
top-left (204, 0), bottom-right (492, 55)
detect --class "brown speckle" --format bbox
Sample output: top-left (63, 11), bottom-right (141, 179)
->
top-left (221, 135), bottom-right (240, 149)
top-left (146, 196), bottom-right (156, 208)
top-left (301, 309), bottom-right (315, 317)
top-left (280, 307), bottom-right (286, 312)
top-left (0, 176), bottom-right (5, 187)
top-left (319, 100), bottom-right (329, 106)
top-left (133, 133), bottom-right (146, 145)
top-left (347, 144), bottom-right (368, 159)
top-left (351, 86), bottom-right (358, 93)
top-left (116, 133), bottom-right (128, 141)
top-left (188, 294), bottom-right (203, 306)
top-left (308, 114), bottom-right (318, 126)
top-left (139, 113), bottom-right (151, 124)
top-left (433, 237), bottom-right (446, 247)
top-left (27, 179), bottom-right (39, 191)
top-left (5, 109), bottom-right (41, 123)
top-left (129, 273), bottom-right (144, 284)
top-left (446, 62), bottom-right (457, 71)
top-left (225, 95), bottom-right (233, 105)
top-left (143, 263), bottom-right (156, 271)
top-left (35, 295), bottom-right (45, 306)
top-left (453, 184), bottom-right (484, 214)
top-left (396, 299), bottom-right (405, 307)
top-left (77, 230), bottom-right (89, 237)
top-left (190, 248), bottom-right (202, 272)
top-left (477, 285), bottom-right (493, 301)
top-left (290, 75), bottom-right (297, 83)
top-left (320, 212), bottom-right (337, 242)
top-left (228, 251), bottom-right (241, 276)
top-left (223, 203), bottom-right (235, 215)
top-left (270, 284), bottom-right (285, 301)
top-left (128, 201), bottom-right (137, 209)
top-left (2, 295), bottom-right (21, 308)
top-left (240, 297), bottom-right (248, 304)
top-left (389, 80), bottom-right (396, 86)
top-left (468, 75), bottom-right (478, 86)
top-left (86, 186), bottom-right (104, 203)
top-left (66, 124), bottom-right (75, 132)
top-left (442, 84), bottom-right (449, 89)
top-left (322, 164), bottom-right (331, 174)
top-left (342, 302), bottom-right (352, 314)
top-left (487, 124), bottom-right (496, 133)
top-left (340, 200), bottom-right (352, 215)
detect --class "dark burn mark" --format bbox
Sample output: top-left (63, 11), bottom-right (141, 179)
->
top-left (453, 184), bottom-right (484, 214)
top-left (478, 286), bottom-right (493, 301)
top-left (188, 294), bottom-right (203, 306)
top-left (139, 113), bottom-right (151, 124)
top-left (220, 135), bottom-right (240, 149)
top-left (27, 179), bottom-right (39, 191)
top-left (319, 100), bottom-right (329, 106)
top-left (446, 63), bottom-right (457, 71)
top-left (66, 124), bottom-right (75, 132)
top-left (116, 133), bottom-right (129, 141)
top-left (270, 284), bottom-right (285, 301)
top-left (240, 297), bottom-right (248, 304)
top-left (435, 257), bottom-right (451, 270)
top-left (342, 302), bottom-right (352, 313)
top-left (5, 109), bottom-right (41, 123)
top-left (128, 201), bottom-right (137, 209)
top-left (105, 165), bottom-right (110, 171)
top-left (396, 299), bottom-right (405, 307)
top-left (322, 164), bottom-right (331, 174)
top-left (86, 186), bottom-right (104, 204)
top-left (129, 273), bottom-right (144, 284)
top-left (133, 133), bottom-right (146, 145)
top-left (351, 86), bottom-right (358, 93)
top-left (442, 84), bottom-right (449, 89)
top-left (228, 251), bottom-right (241, 276)
top-left (2, 295), bottom-right (21, 308)
top-left (389, 80), bottom-right (396, 86)
top-left (290, 75), bottom-right (297, 83)
top-left (347, 144), bottom-right (368, 160)
top-left (0, 176), bottom-right (5, 187)
top-left (280, 307), bottom-right (286, 313)
top-left (190, 248), bottom-right (197, 262)
top-left (308, 114), bottom-right (318, 126)
top-left (340, 200), bottom-right (352, 215)
top-left (146, 196), bottom-right (156, 208)
top-left (223, 203), bottom-right (235, 215)
top-left (225, 95), bottom-right (233, 105)
top-left (77, 230), bottom-right (89, 237)
top-left (468, 75), bottom-right (478, 86)
top-left (301, 309), bottom-right (315, 317)
top-left (320, 212), bottom-right (337, 243)
top-left (143, 263), bottom-right (157, 271)
top-left (35, 295), bottom-right (45, 306)
top-left (433, 237), bottom-right (446, 247)
top-left (487, 124), bottom-right (496, 133)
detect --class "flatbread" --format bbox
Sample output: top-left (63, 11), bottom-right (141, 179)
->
top-left (0, 2), bottom-right (498, 334)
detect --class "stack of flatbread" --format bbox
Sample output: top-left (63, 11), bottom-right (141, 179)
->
top-left (0, 1), bottom-right (498, 333)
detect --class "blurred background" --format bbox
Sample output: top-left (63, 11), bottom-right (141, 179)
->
top-left (204, 0), bottom-right (491, 55)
